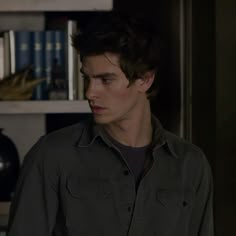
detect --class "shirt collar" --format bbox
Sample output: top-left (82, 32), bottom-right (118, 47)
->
top-left (150, 115), bottom-right (178, 159)
top-left (74, 118), bottom-right (113, 148)
top-left (75, 116), bottom-right (178, 159)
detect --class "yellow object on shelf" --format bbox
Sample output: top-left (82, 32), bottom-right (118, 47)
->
top-left (0, 66), bottom-right (45, 101)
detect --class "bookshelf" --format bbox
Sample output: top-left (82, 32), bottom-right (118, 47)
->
top-left (0, 0), bottom-right (112, 155)
top-left (0, 1), bottom-right (113, 230)
top-left (0, 100), bottom-right (91, 114)
top-left (0, 0), bottom-right (113, 11)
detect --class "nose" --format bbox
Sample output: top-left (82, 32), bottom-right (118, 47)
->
top-left (85, 78), bottom-right (99, 100)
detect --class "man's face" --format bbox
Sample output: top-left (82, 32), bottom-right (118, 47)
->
top-left (81, 53), bottom-right (143, 125)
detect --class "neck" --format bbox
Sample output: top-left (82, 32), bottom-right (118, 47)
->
top-left (103, 100), bottom-right (153, 147)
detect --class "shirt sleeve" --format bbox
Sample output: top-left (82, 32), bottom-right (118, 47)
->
top-left (7, 137), bottom-right (59, 236)
top-left (188, 152), bottom-right (214, 236)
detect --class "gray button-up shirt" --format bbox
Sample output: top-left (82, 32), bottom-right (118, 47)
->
top-left (7, 116), bottom-right (214, 236)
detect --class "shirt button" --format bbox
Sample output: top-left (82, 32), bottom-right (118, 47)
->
top-left (123, 170), bottom-right (129, 176)
top-left (127, 206), bottom-right (132, 212)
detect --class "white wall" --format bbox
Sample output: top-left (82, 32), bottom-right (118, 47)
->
top-left (0, 114), bottom-right (45, 163)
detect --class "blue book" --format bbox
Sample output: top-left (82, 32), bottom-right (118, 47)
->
top-left (48, 30), bottom-right (67, 100)
top-left (32, 31), bottom-right (46, 100)
top-left (44, 31), bottom-right (55, 89)
top-left (54, 30), bottom-right (65, 67)
top-left (15, 31), bottom-right (32, 72)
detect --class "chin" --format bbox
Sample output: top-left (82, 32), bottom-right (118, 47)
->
top-left (93, 114), bottom-right (124, 126)
top-left (93, 115), bottom-right (111, 125)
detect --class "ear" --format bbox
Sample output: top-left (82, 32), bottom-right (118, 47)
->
top-left (135, 71), bottom-right (155, 93)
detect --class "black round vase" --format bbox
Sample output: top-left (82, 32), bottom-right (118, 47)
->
top-left (0, 129), bottom-right (20, 201)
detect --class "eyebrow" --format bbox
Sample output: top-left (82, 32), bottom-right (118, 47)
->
top-left (80, 69), bottom-right (117, 78)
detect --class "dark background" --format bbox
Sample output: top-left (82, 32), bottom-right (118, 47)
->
top-left (116, 1), bottom-right (236, 235)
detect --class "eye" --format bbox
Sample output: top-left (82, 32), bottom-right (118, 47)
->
top-left (101, 78), bottom-right (113, 84)
top-left (101, 75), bottom-right (115, 84)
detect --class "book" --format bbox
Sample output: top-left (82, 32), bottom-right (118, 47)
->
top-left (0, 37), bottom-right (4, 79)
top-left (14, 31), bottom-right (32, 72)
top-left (44, 30), bottom-right (55, 96)
top-left (48, 30), bottom-right (67, 100)
top-left (54, 30), bottom-right (65, 67)
top-left (67, 20), bottom-right (78, 100)
top-left (32, 31), bottom-right (46, 100)
top-left (3, 31), bottom-right (11, 78)
top-left (9, 30), bottom-right (15, 74)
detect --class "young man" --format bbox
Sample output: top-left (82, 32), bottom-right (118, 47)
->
top-left (7, 13), bottom-right (214, 236)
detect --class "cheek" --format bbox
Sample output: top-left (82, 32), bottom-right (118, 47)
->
top-left (109, 89), bottom-right (133, 103)
top-left (110, 88), bottom-right (138, 109)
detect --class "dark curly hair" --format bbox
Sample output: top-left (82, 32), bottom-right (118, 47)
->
top-left (72, 12), bottom-right (162, 98)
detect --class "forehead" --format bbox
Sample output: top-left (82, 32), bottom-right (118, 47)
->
top-left (81, 53), bottom-right (122, 75)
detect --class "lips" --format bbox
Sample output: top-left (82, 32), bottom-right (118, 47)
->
top-left (90, 105), bottom-right (106, 114)
top-left (91, 105), bottom-right (104, 109)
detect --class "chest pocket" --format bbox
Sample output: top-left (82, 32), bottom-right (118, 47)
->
top-left (156, 188), bottom-right (195, 208)
top-left (66, 176), bottom-right (112, 199)
top-left (65, 176), bottom-right (112, 231)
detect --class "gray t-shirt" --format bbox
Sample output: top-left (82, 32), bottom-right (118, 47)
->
top-left (110, 137), bottom-right (150, 189)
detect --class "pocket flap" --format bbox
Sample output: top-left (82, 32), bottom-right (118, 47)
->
top-left (156, 188), bottom-right (195, 207)
top-left (66, 176), bottom-right (100, 199)
top-left (66, 176), bottom-right (112, 199)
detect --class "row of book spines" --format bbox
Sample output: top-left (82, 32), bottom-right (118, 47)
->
top-left (15, 30), bottom-right (65, 75)
top-left (16, 30), bottom-right (66, 100)
top-left (1, 31), bottom-right (65, 74)
top-left (1, 28), bottom-right (84, 101)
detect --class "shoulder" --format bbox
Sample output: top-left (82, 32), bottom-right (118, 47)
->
top-left (164, 130), bottom-right (210, 170)
top-left (165, 131), bottom-right (204, 156)
top-left (164, 130), bottom-right (213, 188)
top-left (41, 122), bottom-right (86, 147)
top-left (23, 121), bottom-right (90, 165)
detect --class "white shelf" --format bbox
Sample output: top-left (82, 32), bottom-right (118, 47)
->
top-left (0, 100), bottom-right (91, 114)
top-left (0, 0), bottom-right (113, 11)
